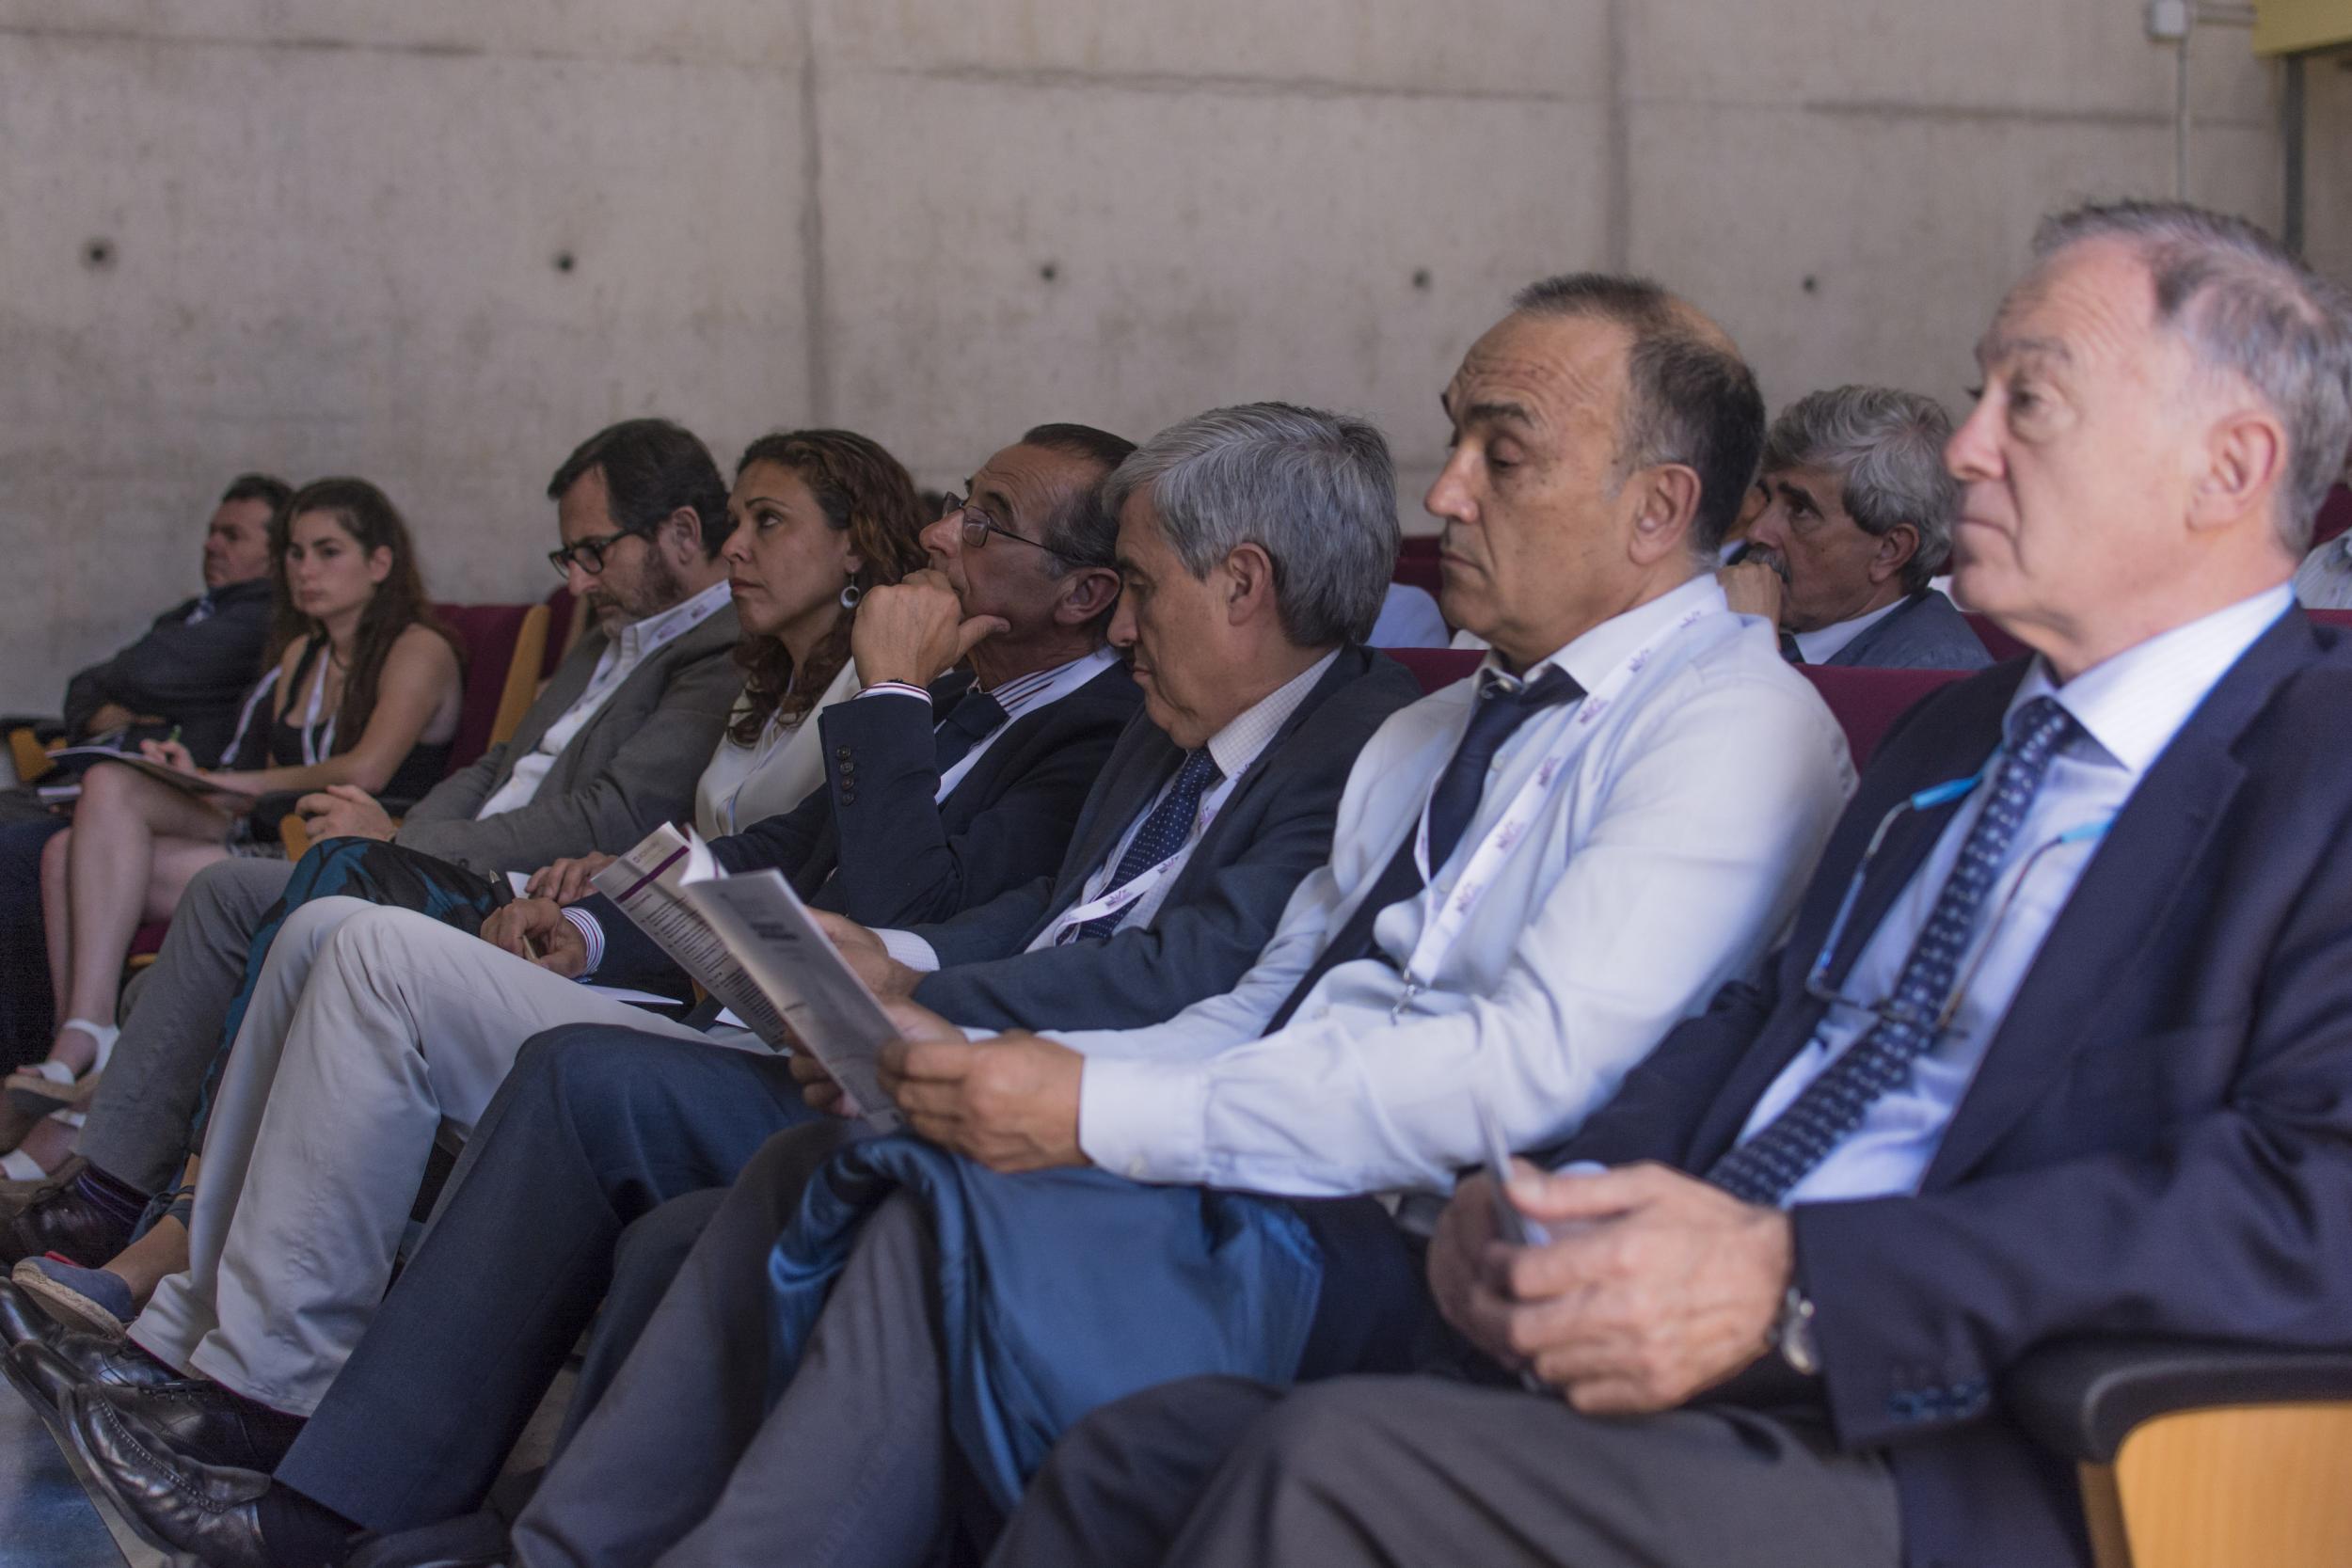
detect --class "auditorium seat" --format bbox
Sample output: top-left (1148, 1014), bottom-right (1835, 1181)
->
top-left (1797, 664), bottom-right (1970, 768)
top-left (2011, 1335), bottom-right (2352, 1568)
top-left (1393, 534), bottom-right (1443, 597)
top-left (2312, 482), bottom-right (2352, 550)
top-left (1963, 612), bottom-right (2033, 663)
top-left (1382, 646), bottom-right (1480, 695)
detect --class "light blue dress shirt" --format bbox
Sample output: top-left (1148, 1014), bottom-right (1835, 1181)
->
top-left (1735, 586), bottom-right (2295, 1205)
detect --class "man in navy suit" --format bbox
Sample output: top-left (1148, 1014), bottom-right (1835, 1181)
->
top-left (988, 202), bottom-right (2352, 1568)
top-left (1720, 385), bottom-right (1991, 671)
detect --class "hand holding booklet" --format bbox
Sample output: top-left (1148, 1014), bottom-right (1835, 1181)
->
top-left (589, 825), bottom-right (903, 1131)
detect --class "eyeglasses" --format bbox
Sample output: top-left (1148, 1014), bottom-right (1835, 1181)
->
top-left (939, 492), bottom-right (1060, 557)
top-left (547, 527), bottom-right (649, 578)
top-left (1804, 768), bottom-right (2112, 1037)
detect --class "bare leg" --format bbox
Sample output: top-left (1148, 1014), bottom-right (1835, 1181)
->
top-left (40, 826), bottom-right (71, 1021)
top-left (91, 1154), bottom-right (198, 1303)
top-left (55, 764), bottom-right (229, 1051)
top-left (12, 1115), bottom-right (77, 1172)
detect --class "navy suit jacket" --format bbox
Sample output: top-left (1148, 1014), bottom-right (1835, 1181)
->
top-left (911, 645), bottom-right (1422, 1033)
top-left (1541, 609), bottom-right (2352, 1568)
top-left (1822, 587), bottom-right (1992, 671)
top-left (591, 661), bottom-right (1140, 990)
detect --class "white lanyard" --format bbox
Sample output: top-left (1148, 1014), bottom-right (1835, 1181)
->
top-left (1043, 789), bottom-right (1224, 945)
top-left (1391, 603), bottom-right (1713, 1020)
top-left (217, 668), bottom-right (280, 768)
top-left (299, 646), bottom-right (338, 766)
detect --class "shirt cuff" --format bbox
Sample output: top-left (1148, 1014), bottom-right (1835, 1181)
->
top-left (857, 682), bottom-right (932, 706)
top-left (1075, 1053), bottom-right (1211, 1184)
top-left (561, 907), bottom-right (606, 978)
top-left (876, 927), bottom-right (943, 973)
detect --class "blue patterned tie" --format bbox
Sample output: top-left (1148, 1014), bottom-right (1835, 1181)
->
top-left (1059, 748), bottom-right (1224, 944)
top-left (1706, 695), bottom-right (2078, 1206)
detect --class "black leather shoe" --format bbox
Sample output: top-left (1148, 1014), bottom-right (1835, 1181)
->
top-left (62, 1384), bottom-right (272, 1568)
top-left (348, 1509), bottom-right (515, 1568)
top-left (0, 1175), bottom-right (133, 1268)
top-left (3, 1330), bottom-right (181, 1408)
top-left (0, 1275), bottom-right (62, 1349)
top-left (80, 1378), bottom-right (307, 1472)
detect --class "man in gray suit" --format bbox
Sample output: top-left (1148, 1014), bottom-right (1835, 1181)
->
top-left (1719, 386), bottom-right (1991, 670)
top-left (0, 418), bottom-right (745, 1267)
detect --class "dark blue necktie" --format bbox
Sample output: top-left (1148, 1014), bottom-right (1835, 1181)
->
top-left (1059, 748), bottom-right (1224, 944)
top-left (931, 690), bottom-right (1009, 775)
top-left (1262, 665), bottom-right (1582, 1035)
top-left (1707, 695), bottom-right (2078, 1205)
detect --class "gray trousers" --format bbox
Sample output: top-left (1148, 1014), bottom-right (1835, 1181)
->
top-left (79, 856), bottom-right (296, 1194)
top-left (989, 1373), bottom-right (1902, 1568)
top-left (510, 1119), bottom-right (963, 1568)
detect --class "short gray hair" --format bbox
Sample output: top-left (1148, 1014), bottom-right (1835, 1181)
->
top-left (1761, 386), bottom-right (1959, 591)
top-left (2035, 200), bottom-right (2352, 552)
top-left (1102, 403), bottom-right (1398, 647)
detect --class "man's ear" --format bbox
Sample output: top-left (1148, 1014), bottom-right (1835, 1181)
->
top-left (660, 506), bottom-right (706, 563)
top-left (1220, 542), bottom-right (1278, 624)
top-left (1627, 464), bottom-right (1703, 567)
top-left (1055, 565), bottom-right (1122, 626)
top-left (2189, 406), bottom-right (2289, 542)
top-left (1867, 523), bottom-right (1922, 587)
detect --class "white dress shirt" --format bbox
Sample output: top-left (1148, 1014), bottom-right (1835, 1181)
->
top-left (476, 579), bottom-right (734, 820)
top-left (692, 660), bottom-right (863, 838)
top-left (2295, 535), bottom-right (2352, 610)
top-left (1791, 594), bottom-right (1906, 664)
top-left (1736, 584), bottom-right (2294, 1206)
top-left (1050, 574), bottom-right (1857, 1198)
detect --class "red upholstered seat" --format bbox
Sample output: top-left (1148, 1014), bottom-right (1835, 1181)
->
top-left (1393, 534), bottom-right (1443, 597)
top-left (1798, 664), bottom-right (1972, 768)
top-left (2312, 483), bottom-right (2352, 550)
top-left (433, 602), bottom-right (547, 775)
top-left (2311, 609), bottom-right (2352, 629)
top-left (1963, 612), bottom-right (2032, 664)
top-left (542, 586), bottom-right (579, 677)
top-left (1381, 646), bottom-right (1482, 696)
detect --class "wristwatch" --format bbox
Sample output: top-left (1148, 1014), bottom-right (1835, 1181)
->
top-left (1773, 1284), bottom-right (1820, 1377)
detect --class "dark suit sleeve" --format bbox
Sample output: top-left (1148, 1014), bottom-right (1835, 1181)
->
top-left (1794, 838), bottom-right (2352, 1452)
top-left (61, 592), bottom-right (273, 752)
top-left (914, 876), bottom-right (1060, 971)
top-left (811, 691), bottom-right (1124, 929)
top-left (910, 775), bottom-right (1340, 1034)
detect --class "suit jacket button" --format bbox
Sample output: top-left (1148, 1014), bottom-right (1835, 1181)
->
top-left (836, 746), bottom-right (851, 760)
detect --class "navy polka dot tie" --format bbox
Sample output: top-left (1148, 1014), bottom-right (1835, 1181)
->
top-left (1059, 747), bottom-right (1224, 944)
top-left (1706, 695), bottom-right (2078, 1206)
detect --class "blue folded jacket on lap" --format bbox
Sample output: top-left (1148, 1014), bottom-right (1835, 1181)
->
top-left (765, 1132), bottom-right (1323, 1514)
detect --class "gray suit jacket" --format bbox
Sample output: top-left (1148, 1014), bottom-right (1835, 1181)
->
top-left (910, 644), bottom-right (1422, 1034)
top-left (392, 604), bottom-right (744, 875)
top-left (1823, 588), bottom-right (1991, 671)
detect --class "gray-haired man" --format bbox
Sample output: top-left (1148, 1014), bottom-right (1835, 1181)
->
top-left (493, 277), bottom-right (1854, 1568)
top-left (1720, 385), bottom-right (1991, 669)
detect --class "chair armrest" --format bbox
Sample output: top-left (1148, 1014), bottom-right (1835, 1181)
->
top-left (2007, 1337), bottom-right (2352, 1464)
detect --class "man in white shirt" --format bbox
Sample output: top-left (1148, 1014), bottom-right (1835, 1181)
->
top-left (494, 275), bottom-right (1854, 1568)
top-left (984, 201), bottom-right (2352, 1568)
top-left (1718, 386), bottom-right (1990, 670)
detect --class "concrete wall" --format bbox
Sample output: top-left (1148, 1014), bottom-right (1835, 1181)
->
top-left (0, 0), bottom-right (2305, 711)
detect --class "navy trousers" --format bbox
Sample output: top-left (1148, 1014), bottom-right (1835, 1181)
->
top-left (270, 1022), bottom-right (809, 1532)
top-left (0, 815), bottom-right (68, 1069)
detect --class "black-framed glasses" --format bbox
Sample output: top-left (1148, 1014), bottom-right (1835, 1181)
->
top-left (547, 527), bottom-right (650, 578)
top-left (939, 492), bottom-right (1059, 557)
top-left (1803, 770), bottom-right (2112, 1037)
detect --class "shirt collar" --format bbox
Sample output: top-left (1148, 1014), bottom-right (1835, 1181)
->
top-left (981, 644), bottom-right (1120, 718)
top-left (613, 578), bottom-right (732, 663)
top-left (1792, 592), bottom-right (1910, 664)
top-left (1496, 573), bottom-right (1724, 694)
top-left (1200, 647), bottom-right (1341, 780)
top-left (2006, 584), bottom-right (2293, 776)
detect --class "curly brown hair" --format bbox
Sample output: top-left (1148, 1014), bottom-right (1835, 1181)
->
top-left (729, 430), bottom-right (930, 744)
top-left (271, 478), bottom-right (463, 747)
